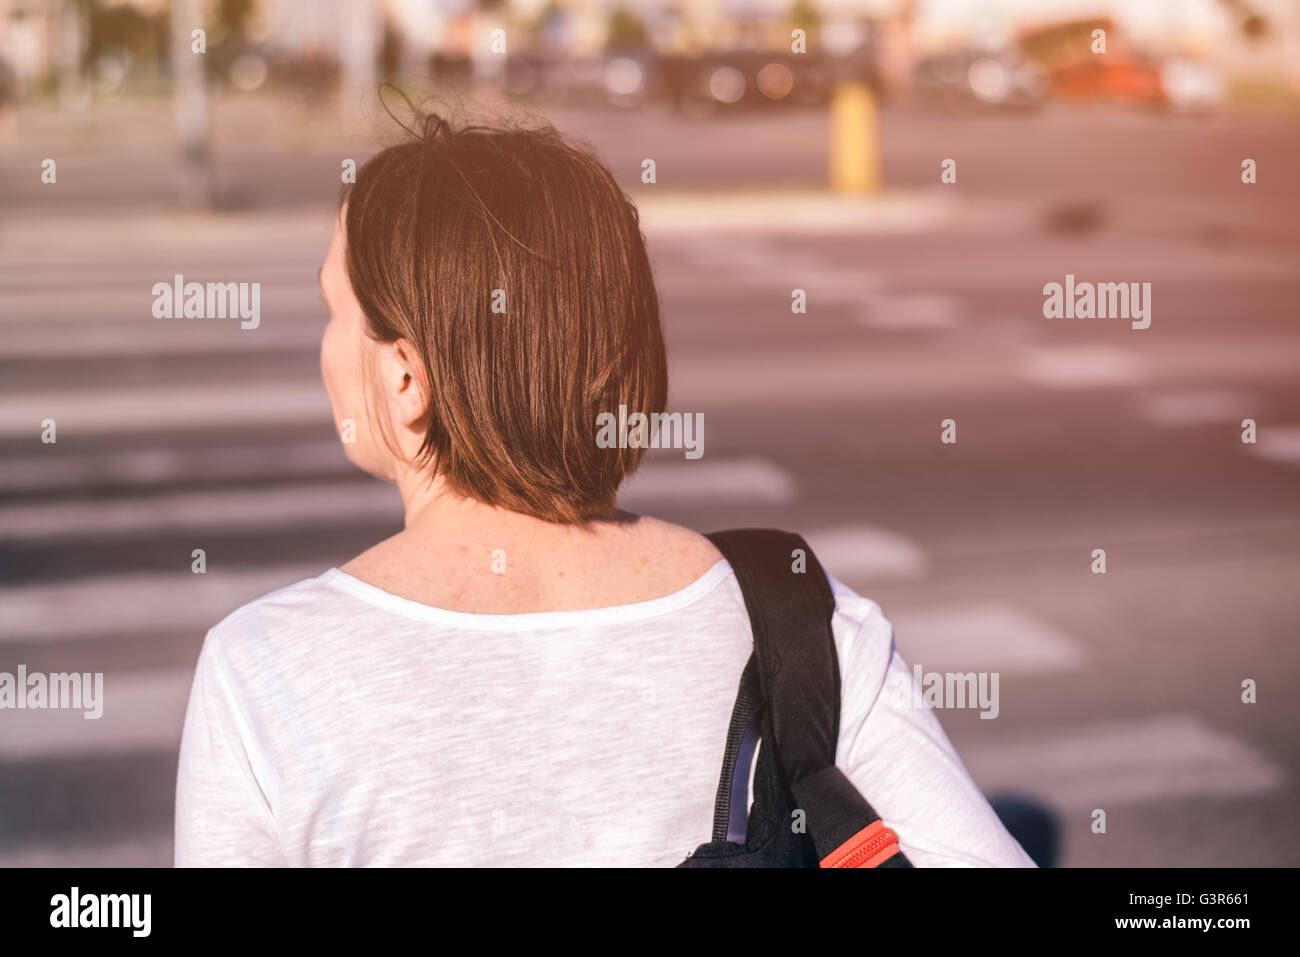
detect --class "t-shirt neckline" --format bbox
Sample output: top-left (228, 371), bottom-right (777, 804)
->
top-left (318, 559), bottom-right (734, 630)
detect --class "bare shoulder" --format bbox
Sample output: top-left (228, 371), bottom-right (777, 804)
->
top-left (337, 529), bottom-right (419, 586)
top-left (616, 514), bottom-right (724, 573)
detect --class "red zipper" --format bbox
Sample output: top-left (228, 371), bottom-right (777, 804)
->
top-left (820, 819), bottom-right (903, 868)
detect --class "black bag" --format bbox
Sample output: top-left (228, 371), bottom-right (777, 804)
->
top-left (679, 528), bottom-right (912, 868)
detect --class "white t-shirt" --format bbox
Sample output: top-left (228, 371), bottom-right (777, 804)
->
top-left (174, 560), bottom-right (1036, 867)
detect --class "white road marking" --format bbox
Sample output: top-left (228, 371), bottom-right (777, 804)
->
top-left (0, 459), bottom-right (797, 540)
top-left (1248, 425), bottom-right (1300, 466)
top-left (0, 834), bottom-right (174, 868)
top-left (635, 190), bottom-right (956, 235)
top-left (0, 382), bottom-right (333, 438)
top-left (620, 457), bottom-right (797, 507)
top-left (857, 292), bottom-right (962, 330)
top-left (805, 525), bottom-right (928, 580)
top-left (0, 667), bottom-right (193, 760)
top-left (889, 602), bottom-right (1085, 675)
top-left (1020, 345), bottom-right (1144, 388)
top-left (0, 319), bottom-right (319, 359)
top-left (5, 342), bottom-right (1295, 441)
top-left (1133, 390), bottom-right (1260, 426)
top-left (0, 279), bottom-right (320, 323)
top-left (960, 713), bottom-right (1285, 809)
top-left (666, 236), bottom-right (959, 330)
top-left (0, 439), bottom-right (349, 493)
top-left (0, 564), bottom-right (324, 643)
top-left (666, 236), bottom-right (783, 271)
top-left (0, 480), bottom-right (403, 540)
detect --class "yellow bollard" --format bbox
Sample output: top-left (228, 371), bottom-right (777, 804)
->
top-left (829, 82), bottom-right (881, 195)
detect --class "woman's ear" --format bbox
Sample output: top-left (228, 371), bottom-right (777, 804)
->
top-left (377, 338), bottom-right (430, 429)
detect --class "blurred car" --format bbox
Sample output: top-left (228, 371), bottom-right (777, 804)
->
top-left (658, 50), bottom-right (846, 113)
top-left (1159, 58), bottom-right (1226, 112)
top-left (1049, 53), bottom-right (1165, 105)
top-left (912, 49), bottom-right (1049, 111)
top-left (526, 53), bottom-right (661, 109)
top-left (514, 49), bottom-right (842, 112)
top-left (1014, 18), bottom-right (1203, 110)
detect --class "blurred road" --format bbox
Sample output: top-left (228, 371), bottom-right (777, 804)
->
top-left (1, 100), bottom-right (1298, 866)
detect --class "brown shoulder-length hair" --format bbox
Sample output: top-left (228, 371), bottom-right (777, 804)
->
top-left (340, 109), bottom-right (667, 524)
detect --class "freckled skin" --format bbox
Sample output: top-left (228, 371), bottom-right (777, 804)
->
top-left (319, 211), bottom-right (722, 614)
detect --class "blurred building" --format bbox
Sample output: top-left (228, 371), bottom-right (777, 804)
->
top-left (910, 0), bottom-right (1300, 93)
top-left (2, 0), bottom-right (1297, 99)
top-left (0, 0), bottom-right (58, 93)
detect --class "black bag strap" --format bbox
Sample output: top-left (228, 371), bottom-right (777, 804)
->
top-left (706, 528), bottom-right (840, 784)
top-left (705, 528), bottom-right (912, 868)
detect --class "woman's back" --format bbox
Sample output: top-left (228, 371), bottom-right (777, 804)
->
top-left (175, 525), bottom-right (1033, 867)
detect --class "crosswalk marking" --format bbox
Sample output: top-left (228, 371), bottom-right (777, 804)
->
top-left (634, 190), bottom-right (955, 235)
top-left (0, 480), bottom-right (403, 540)
top-left (4, 347), bottom-right (1016, 439)
top-left (667, 235), bottom-right (962, 331)
top-left (890, 602), bottom-right (1085, 675)
top-left (0, 667), bottom-right (193, 760)
top-left (0, 439), bottom-right (350, 493)
top-left (0, 287), bottom-right (319, 327)
top-left (1132, 390), bottom-right (1259, 427)
top-left (1248, 425), bottom-right (1300, 467)
top-left (1020, 345), bottom-right (1144, 388)
top-left (0, 319), bottom-right (319, 359)
top-left (0, 458), bottom-right (798, 540)
top-left (620, 457), bottom-right (797, 507)
top-left (959, 713), bottom-right (1285, 809)
top-left (804, 524), bottom-right (927, 580)
top-left (0, 564), bottom-right (324, 644)
top-left (0, 834), bottom-right (174, 868)
top-left (0, 382), bottom-right (333, 438)
top-left (3, 337), bottom-right (1292, 446)
top-left (856, 292), bottom-right (962, 330)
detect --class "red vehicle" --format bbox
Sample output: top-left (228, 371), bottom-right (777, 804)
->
top-left (1018, 18), bottom-right (1166, 106)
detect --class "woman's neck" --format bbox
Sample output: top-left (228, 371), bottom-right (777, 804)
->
top-left (393, 466), bottom-right (611, 546)
top-left (339, 466), bottom-right (722, 615)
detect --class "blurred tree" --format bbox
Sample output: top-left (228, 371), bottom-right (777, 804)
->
top-left (381, 21), bottom-right (402, 83)
top-left (790, 0), bottom-right (821, 35)
top-left (1215, 0), bottom-right (1271, 40)
top-left (535, 1), bottom-right (569, 53)
top-left (88, 1), bottom-right (165, 64)
top-left (217, 0), bottom-right (255, 42)
top-left (1240, 13), bottom-right (1269, 39)
top-left (607, 7), bottom-right (649, 53)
